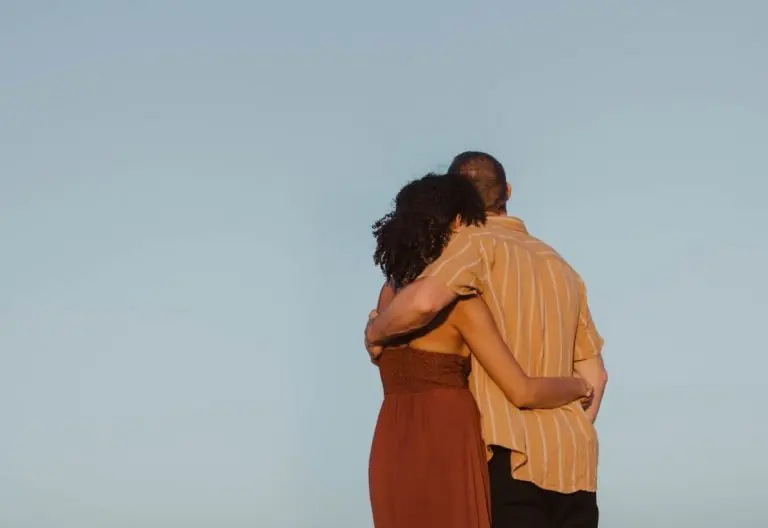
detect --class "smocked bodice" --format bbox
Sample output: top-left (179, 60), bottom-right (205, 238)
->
top-left (377, 347), bottom-right (470, 394)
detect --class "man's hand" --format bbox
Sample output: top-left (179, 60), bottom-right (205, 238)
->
top-left (364, 310), bottom-right (383, 362)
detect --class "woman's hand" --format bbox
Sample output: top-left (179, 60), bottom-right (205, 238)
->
top-left (578, 378), bottom-right (595, 410)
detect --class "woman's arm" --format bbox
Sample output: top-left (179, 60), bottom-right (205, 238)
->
top-left (574, 356), bottom-right (607, 422)
top-left (454, 297), bottom-right (591, 409)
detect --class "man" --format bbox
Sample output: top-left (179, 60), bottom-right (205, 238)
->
top-left (365, 152), bottom-right (608, 528)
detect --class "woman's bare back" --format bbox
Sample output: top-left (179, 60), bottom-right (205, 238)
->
top-left (377, 282), bottom-right (470, 357)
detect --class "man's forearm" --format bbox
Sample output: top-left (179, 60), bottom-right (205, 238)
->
top-left (366, 281), bottom-right (437, 345)
top-left (574, 356), bottom-right (608, 423)
top-left (366, 277), bottom-right (457, 345)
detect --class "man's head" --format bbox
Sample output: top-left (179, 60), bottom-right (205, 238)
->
top-left (447, 151), bottom-right (510, 214)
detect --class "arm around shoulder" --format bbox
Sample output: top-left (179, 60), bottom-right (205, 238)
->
top-left (366, 277), bottom-right (458, 346)
top-left (367, 228), bottom-right (487, 345)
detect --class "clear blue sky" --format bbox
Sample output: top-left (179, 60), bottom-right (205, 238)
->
top-left (1, 1), bottom-right (766, 527)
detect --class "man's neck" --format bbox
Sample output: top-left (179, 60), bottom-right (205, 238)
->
top-left (486, 208), bottom-right (508, 217)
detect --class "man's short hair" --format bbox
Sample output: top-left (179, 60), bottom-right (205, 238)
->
top-left (447, 151), bottom-right (507, 213)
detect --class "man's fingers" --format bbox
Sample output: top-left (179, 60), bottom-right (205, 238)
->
top-left (369, 344), bottom-right (383, 361)
top-left (365, 338), bottom-right (383, 361)
top-left (365, 311), bottom-right (382, 361)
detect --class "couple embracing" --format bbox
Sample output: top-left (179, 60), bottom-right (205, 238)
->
top-left (364, 151), bottom-right (608, 528)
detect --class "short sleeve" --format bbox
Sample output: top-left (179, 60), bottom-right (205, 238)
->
top-left (418, 228), bottom-right (489, 296)
top-left (574, 278), bottom-right (604, 361)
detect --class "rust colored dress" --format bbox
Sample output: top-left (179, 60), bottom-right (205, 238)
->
top-left (369, 346), bottom-right (491, 528)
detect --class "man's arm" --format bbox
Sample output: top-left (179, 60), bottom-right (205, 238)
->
top-left (366, 277), bottom-right (457, 346)
top-left (572, 278), bottom-right (607, 423)
top-left (365, 228), bottom-right (488, 355)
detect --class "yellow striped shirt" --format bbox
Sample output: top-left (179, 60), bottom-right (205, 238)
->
top-left (421, 215), bottom-right (603, 493)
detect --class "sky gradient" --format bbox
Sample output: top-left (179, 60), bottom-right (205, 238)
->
top-left (1, 1), bottom-right (767, 526)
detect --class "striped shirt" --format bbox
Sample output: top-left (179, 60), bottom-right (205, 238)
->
top-left (420, 215), bottom-right (604, 493)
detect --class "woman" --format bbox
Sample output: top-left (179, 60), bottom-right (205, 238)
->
top-left (368, 173), bottom-right (592, 528)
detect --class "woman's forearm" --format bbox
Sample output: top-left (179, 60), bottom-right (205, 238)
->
top-left (518, 377), bottom-right (586, 409)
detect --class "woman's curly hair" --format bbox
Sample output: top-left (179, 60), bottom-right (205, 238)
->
top-left (373, 173), bottom-right (486, 290)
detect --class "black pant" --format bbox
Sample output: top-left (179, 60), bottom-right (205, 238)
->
top-left (488, 446), bottom-right (599, 528)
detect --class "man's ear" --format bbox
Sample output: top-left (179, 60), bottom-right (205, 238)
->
top-left (506, 183), bottom-right (512, 201)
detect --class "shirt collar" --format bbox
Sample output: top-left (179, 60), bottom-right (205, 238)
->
top-left (486, 215), bottom-right (528, 234)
